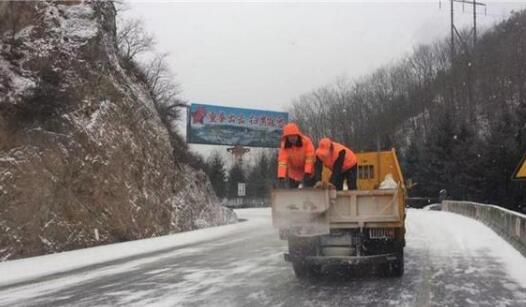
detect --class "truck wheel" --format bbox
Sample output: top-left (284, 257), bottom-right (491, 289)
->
top-left (292, 261), bottom-right (321, 279)
top-left (292, 261), bottom-right (309, 278)
top-left (288, 236), bottom-right (317, 257)
top-left (289, 237), bottom-right (320, 279)
top-left (385, 250), bottom-right (404, 277)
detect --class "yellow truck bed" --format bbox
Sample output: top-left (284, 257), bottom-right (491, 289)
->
top-left (272, 188), bottom-right (403, 234)
top-left (272, 149), bottom-right (406, 233)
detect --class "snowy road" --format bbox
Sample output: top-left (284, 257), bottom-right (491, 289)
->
top-left (0, 208), bottom-right (525, 307)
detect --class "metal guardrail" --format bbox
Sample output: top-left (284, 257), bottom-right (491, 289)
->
top-left (224, 198), bottom-right (270, 209)
top-left (442, 201), bottom-right (526, 257)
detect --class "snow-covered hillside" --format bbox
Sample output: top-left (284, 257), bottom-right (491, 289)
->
top-left (0, 1), bottom-right (235, 261)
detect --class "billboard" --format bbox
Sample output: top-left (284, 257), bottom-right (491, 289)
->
top-left (187, 103), bottom-right (288, 148)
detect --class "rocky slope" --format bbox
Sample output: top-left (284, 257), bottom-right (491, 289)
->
top-left (0, 1), bottom-right (235, 261)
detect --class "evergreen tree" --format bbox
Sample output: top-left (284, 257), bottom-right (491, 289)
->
top-left (206, 151), bottom-right (227, 199)
top-left (267, 149), bottom-right (279, 186)
top-left (480, 111), bottom-right (521, 207)
top-left (418, 109), bottom-right (457, 198)
top-left (227, 163), bottom-right (246, 199)
top-left (450, 122), bottom-right (484, 200)
top-left (247, 153), bottom-right (272, 199)
top-left (402, 139), bottom-right (423, 195)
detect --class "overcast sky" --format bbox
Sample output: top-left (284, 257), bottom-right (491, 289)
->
top-left (124, 0), bottom-right (526, 160)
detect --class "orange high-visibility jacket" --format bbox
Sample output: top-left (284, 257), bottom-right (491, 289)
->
top-left (277, 123), bottom-right (315, 181)
top-left (316, 138), bottom-right (357, 173)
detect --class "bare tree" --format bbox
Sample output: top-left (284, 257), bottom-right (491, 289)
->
top-left (116, 18), bottom-right (155, 64)
top-left (144, 54), bottom-right (181, 103)
top-left (0, 1), bottom-right (24, 48)
top-left (142, 53), bottom-right (187, 127)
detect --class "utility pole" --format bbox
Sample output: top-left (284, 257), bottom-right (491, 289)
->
top-left (450, 0), bottom-right (455, 61)
top-left (227, 145), bottom-right (250, 166)
top-left (473, 0), bottom-right (477, 46)
top-left (448, 0), bottom-right (486, 58)
top-left (445, 0), bottom-right (486, 121)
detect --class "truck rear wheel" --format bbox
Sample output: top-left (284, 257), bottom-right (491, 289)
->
top-left (288, 236), bottom-right (317, 257)
top-left (384, 249), bottom-right (404, 277)
top-left (289, 236), bottom-right (320, 279)
top-left (292, 261), bottom-right (321, 279)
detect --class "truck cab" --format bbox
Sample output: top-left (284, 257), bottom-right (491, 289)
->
top-left (272, 148), bottom-right (406, 278)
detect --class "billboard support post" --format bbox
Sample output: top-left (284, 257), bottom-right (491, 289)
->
top-left (227, 145), bottom-right (250, 166)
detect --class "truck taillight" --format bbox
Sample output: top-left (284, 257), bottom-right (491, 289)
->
top-left (369, 228), bottom-right (395, 239)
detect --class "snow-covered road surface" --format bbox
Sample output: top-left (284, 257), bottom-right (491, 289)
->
top-left (0, 208), bottom-right (525, 307)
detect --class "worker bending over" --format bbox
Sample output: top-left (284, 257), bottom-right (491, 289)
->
top-left (314, 138), bottom-right (358, 190)
top-left (277, 123), bottom-right (316, 188)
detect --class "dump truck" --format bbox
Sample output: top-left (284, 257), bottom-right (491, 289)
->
top-left (271, 149), bottom-right (406, 278)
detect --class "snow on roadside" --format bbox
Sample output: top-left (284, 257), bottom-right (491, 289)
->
top-left (422, 203), bottom-right (441, 211)
top-left (0, 247), bottom-right (203, 306)
top-left (0, 208), bottom-right (270, 288)
top-left (409, 209), bottom-right (526, 288)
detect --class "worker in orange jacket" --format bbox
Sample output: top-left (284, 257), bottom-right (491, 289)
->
top-left (277, 123), bottom-right (316, 188)
top-left (314, 137), bottom-right (358, 190)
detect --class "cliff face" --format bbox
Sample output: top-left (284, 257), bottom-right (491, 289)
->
top-left (0, 1), bottom-right (235, 261)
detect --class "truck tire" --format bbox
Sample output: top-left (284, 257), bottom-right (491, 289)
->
top-left (385, 249), bottom-right (404, 277)
top-left (292, 261), bottom-right (321, 279)
top-left (289, 236), bottom-right (320, 279)
top-left (288, 236), bottom-right (317, 257)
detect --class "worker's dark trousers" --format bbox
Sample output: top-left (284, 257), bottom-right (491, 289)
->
top-left (287, 176), bottom-right (315, 188)
top-left (302, 175), bottom-right (316, 187)
top-left (287, 179), bottom-right (300, 189)
top-left (333, 165), bottom-right (358, 190)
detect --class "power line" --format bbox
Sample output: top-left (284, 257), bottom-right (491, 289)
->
top-left (441, 0), bottom-right (486, 121)
top-left (443, 0), bottom-right (486, 55)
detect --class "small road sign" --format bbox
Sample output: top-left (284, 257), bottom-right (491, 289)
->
top-left (238, 183), bottom-right (246, 197)
top-left (512, 153), bottom-right (526, 181)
